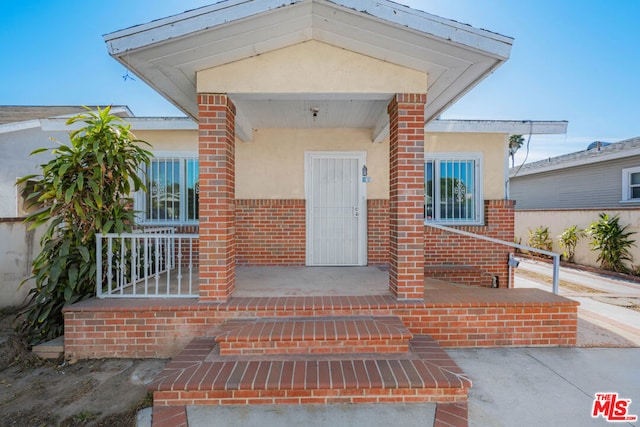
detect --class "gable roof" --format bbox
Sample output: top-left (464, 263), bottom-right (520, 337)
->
top-left (510, 136), bottom-right (640, 177)
top-left (0, 106), bottom-right (128, 125)
top-left (104, 0), bottom-right (513, 126)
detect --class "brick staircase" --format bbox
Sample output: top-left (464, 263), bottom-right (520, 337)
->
top-left (216, 316), bottom-right (412, 355)
top-left (149, 316), bottom-right (471, 425)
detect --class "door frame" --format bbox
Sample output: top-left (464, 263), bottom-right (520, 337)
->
top-left (304, 151), bottom-right (368, 266)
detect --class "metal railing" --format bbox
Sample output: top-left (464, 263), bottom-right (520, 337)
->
top-left (426, 223), bottom-right (561, 294)
top-left (96, 228), bottom-right (199, 298)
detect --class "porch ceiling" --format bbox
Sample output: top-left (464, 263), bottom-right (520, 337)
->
top-left (104, 0), bottom-right (513, 140)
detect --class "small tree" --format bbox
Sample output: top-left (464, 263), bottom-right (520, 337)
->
top-left (557, 225), bottom-right (585, 263)
top-left (16, 107), bottom-right (151, 344)
top-left (585, 213), bottom-right (635, 273)
top-left (509, 134), bottom-right (525, 168)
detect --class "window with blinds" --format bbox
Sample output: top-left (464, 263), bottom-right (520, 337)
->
top-left (425, 154), bottom-right (483, 224)
top-left (136, 156), bottom-right (199, 224)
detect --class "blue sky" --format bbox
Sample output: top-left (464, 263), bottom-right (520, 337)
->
top-left (1, 0), bottom-right (638, 165)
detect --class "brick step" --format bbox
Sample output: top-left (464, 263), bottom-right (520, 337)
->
top-left (149, 335), bottom-right (471, 406)
top-left (215, 316), bottom-right (413, 356)
top-left (424, 264), bottom-right (494, 287)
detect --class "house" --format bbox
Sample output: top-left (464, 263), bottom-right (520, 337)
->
top-left (510, 136), bottom-right (640, 267)
top-left (6, 0), bottom-right (579, 423)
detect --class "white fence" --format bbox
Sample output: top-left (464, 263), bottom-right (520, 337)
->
top-left (96, 228), bottom-right (198, 298)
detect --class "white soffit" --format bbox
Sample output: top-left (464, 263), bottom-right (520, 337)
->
top-left (104, 0), bottom-right (513, 126)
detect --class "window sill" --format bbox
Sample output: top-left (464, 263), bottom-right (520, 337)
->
top-left (424, 221), bottom-right (485, 227)
top-left (137, 221), bottom-right (199, 226)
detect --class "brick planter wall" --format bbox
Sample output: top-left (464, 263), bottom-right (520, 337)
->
top-left (424, 199), bottom-right (515, 288)
top-left (235, 199), bottom-right (306, 265)
top-left (63, 289), bottom-right (577, 359)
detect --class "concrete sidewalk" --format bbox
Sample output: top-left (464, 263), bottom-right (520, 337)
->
top-left (450, 347), bottom-right (640, 427)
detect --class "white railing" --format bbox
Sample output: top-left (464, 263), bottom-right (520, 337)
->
top-left (426, 223), bottom-right (562, 294)
top-left (96, 228), bottom-right (198, 298)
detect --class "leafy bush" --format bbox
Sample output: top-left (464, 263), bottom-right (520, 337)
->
top-left (528, 226), bottom-right (553, 256)
top-left (557, 225), bottom-right (585, 263)
top-left (585, 213), bottom-right (635, 273)
top-left (16, 107), bottom-right (151, 344)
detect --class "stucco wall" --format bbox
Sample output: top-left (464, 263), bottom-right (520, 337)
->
top-left (197, 40), bottom-right (427, 95)
top-left (134, 130), bottom-right (198, 151)
top-left (425, 132), bottom-right (508, 200)
top-left (515, 208), bottom-right (640, 268)
top-left (137, 128), bottom-right (508, 201)
top-left (236, 128), bottom-right (389, 199)
top-left (0, 219), bottom-right (46, 309)
top-left (0, 127), bottom-right (62, 217)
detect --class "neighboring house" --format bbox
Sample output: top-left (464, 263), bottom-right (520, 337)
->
top-left (5, 0), bottom-right (579, 419)
top-left (0, 106), bottom-right (131, 308)
top-left (510, 136), bottom-right (640, 267)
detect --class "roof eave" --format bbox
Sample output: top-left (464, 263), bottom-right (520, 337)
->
top-left (103, 0), bottom-right (513, 122)
top-left (427, 119), bottom-right (568, 134)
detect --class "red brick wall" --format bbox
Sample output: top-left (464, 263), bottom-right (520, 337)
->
top-left (235, 199), bottom-right (306, 265)
top-left (157, 198), bottom-right (513, 283)
top-left (424, 199), bottom-right (515, 288)
top-left (175, 225), bottom-right (200, 268)
top-left (63, 290), bottom-right (577, 359)
top-left (367, 199), bottom-right (389, 265)
top-left (367, 199), bottom-right (515, 287)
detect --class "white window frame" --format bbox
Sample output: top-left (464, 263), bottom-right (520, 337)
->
top-left (424, 152), bottom-right (483, 225)
top-left (135, 151), bottom-right (199, 225)
top-left (621, 166), bottom-right (640, 203)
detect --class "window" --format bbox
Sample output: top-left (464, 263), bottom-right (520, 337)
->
top-left (621, 166), bottom-right (640, 202)
top-left (425, 154), bottom-right (482, 224)
top-left (136, 154), bottom-right (199, 224)
top-left (16, 178), bottom-right (43, 216)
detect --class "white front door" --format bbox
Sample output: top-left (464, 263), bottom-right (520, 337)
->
top-left (305, 152), bottom-right (367, 266)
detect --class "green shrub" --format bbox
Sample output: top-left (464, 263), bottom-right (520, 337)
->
top-left (16, 107), bottom-right (151, 344)
top-left (557, 225), bottom-right (585, 263)
top-left (585, 213), bottom-right (635, 273)
top-left (528, 226), bottom-right (553, 256)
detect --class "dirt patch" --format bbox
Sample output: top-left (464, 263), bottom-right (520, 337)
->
top-left (0, 309), bottom-right (167, 426)
top-left (516, 269), bottom-right (604, 294)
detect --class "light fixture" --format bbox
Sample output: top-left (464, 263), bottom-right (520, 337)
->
top-left (508, 254), bottom-right (520, 268)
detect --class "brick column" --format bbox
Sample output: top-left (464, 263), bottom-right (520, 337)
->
top-left (388, 94), bottom-right (426, 300)
top-left (198, 94), bottom-right (236, 301)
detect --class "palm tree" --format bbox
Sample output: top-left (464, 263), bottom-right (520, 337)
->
top-left (509, 134), bottom-right (525, 168)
